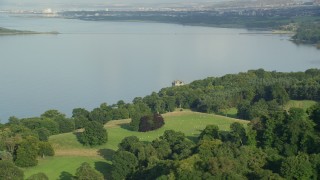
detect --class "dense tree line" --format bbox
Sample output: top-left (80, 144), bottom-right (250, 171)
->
top-left (115, 68), bottom-right (319, 121)
top-left (69, 68), bottom-right (320, 126)
top-left (293, 23), bottom-right (320, 44)
top-left (63, 6), bottom-right (320, 29)
top-left (0, 113), bottom-right (57, 175)
top-left (111, 103), bottom-right (320, 179)
top-left (0, 129), bottom-right (54, 179)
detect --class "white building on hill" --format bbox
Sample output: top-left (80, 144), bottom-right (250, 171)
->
top-left (172, 80), bottom-right (185, 87)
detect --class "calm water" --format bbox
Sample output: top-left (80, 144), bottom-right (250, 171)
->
top-left (0, 14), bottom-right (320, 121)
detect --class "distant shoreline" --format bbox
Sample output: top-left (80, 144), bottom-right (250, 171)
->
top-left (239, 31), bottom-right (295, 35)
top-left (0, 27), bottom-right (59, 36)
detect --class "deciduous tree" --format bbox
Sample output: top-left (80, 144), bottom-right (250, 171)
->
top-left (280, 153), bottom-right (313, 179)
top-left (75, 162), bottom-right (104, 180)
top-left (112, 151), bottom-right (138, 180)
top-left (14, 136), bottom-right (39, 167)
top-left (26, 172), bottom-right (49, 180)
top-left (199, 125), bottom-right (220, 141)
top-left (0, 160), bottom-right (24, 180)
top-left (38, 142), bottom-right (54, 158)
top-left (79, 121), bottom-right (107, 146)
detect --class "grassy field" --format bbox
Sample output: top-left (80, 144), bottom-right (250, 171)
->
top-left (284, 100), bottom-right (317, 111)
top-left (217, 100), bottom-right (317, 118)
top-left (24, 110), bottom-right (247, 179)
top-left (217, 107), bottom-right (238, 118)
top-left (23, 156), bottom-right (110, 180)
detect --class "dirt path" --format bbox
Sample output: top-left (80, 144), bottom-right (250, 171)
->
top-left (55, 149), bottom-right (99, 157)
top-left (104, 119), bottom-right (131, 128)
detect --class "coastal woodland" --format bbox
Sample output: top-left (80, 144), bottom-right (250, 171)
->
top-left (1, 69), bottom-right (320, 179)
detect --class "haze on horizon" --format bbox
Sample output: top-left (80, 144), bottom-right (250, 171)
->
top-left (0, 0), bottom-right (252, 11)
top-left (1, 0), bottom-right (312, 11)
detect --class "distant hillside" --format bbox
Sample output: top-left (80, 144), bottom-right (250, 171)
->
top-left (0, 27), bottom-right (34, 35)
top-left (0, 27), bottom-right (58, 35)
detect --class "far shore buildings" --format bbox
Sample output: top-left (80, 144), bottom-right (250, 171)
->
top-left (172, 80), bottom-right (185, 87)
top-left (42, 8), bottom-right (53, 14)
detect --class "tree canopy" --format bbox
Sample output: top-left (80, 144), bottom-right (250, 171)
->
top-left (79, 121), bottom-right (108, 146)
top-left (0, 160), bottom-right (24, 180)
top-left (14, 136), bottom-right (39, 167)
top-left (75, 162), bottom-right (104, 180)
top-left (111, 104), bottom-right (320, 179)
top-left (138, 114), bottom-right (165, 132)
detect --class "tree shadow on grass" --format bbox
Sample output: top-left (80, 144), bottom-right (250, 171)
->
top-left (59, 171), bottom-right (74, 180)
top-left (95, 161), bottom-right (113, 180)
top-left (187, 135), bottom-right (199, 143)
top-left (216, 112), bottom-right (237, 118)
top-left (120, 123), bottom-right (133, 131)
top-left (73, 131), bottom-right (84, 144)
top-left (98, 148), bottom-right (115, 161)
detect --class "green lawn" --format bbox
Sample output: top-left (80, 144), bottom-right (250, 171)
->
top-left (24, 111), bottom-right (248, 179)
top-left (23, 156), bottom-right (110, 180)
top-left (217, 108), bottom-right (238, 118)
top-left (50, 111), bottom-right (247, 151)
top-left (284, 100), bottom-right (317, 111)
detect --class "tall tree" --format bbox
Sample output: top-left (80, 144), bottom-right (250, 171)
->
top-left (72, 108), bottom-right (90, 119)
top-left (79, 121), bottom-right (107, 146)
top-left (229, 122), bottom-right (248, 146)
top-left (281, 108), bottom-right (316, 156)
top-left (0, 160), bottom-right (24, 180)
top-left (198, 125), bottom-right (220, 141)
top-left (280, 153), bottom-right (313, 179)
top-left (129, 102), bottom-right (152, 131)
top-left (308, 103), bottom-right (320, 131)
top-left (38, 142), bottom-right (54, 158)
top-left (41, 110), bottom-right (66, 121)
top-left (72, 108), bottom-right (90, 129)
top-left (75, 162), bottom-right (104, 180)
top-left (14, 136), bottom-right (39, 167)
top-left (112, 151), bottom-right (138, 180)
top-left (55, 118), bottom-right (75, 133)
top-left (35, 127), bottom-right (51, 141)
top-left (89, 107), bottom-right (112, 124)
top-left (152, 139), bottom-right (172, 160)
top-left (118, 136), bottom-right (140, 152)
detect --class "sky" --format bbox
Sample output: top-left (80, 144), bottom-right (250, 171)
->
top-left (0, 0), bottom-right (310, 11)
top-left (0, 0), bottom-right (226, 10)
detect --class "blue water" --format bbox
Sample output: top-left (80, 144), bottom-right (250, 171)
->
top-left (0, 14), bottom-right (319, 122)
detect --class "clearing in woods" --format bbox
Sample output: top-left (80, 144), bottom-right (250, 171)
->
top-left (23, 110), bottom-right (248, 179)
top-left (24, 101), bottom-right (316, 179)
